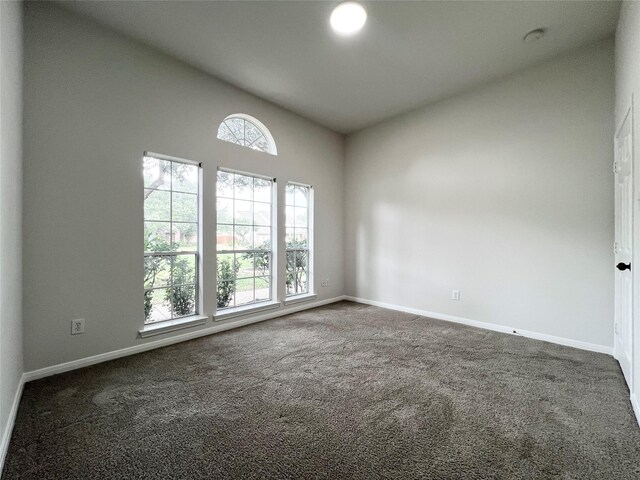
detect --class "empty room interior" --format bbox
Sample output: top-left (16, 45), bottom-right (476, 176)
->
top-left (3, 0), bottom-right (640, 477)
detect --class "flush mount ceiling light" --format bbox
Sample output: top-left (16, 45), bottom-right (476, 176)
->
top-left (330, 2), bottom-right (367, 36)
top-left (523, 28), bottom-right (546, 43)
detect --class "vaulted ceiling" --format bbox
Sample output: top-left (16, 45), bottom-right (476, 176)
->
top-left (59, 1), bottom-right (620, 133)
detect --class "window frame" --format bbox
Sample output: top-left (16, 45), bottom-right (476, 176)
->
top-left (142, 151), bottom-right (203, 326)
top-left (215, 167), bottom-right (278, 317)
top-left (285, 181), bottom-right (314, 299)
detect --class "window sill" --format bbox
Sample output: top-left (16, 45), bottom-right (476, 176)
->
top-left (284, 293), bottom-right (317, 306)
top-left (139, 315), bottom-right (208, 338)
top-left (215, 301), bottom-right (281, 322)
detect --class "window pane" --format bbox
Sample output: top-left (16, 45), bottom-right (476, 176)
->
top-left (294, 186), bottom-right (308, 207)
top-left (295, 207), bottom-right (308, 228)
top-left (217, 171), bottom-right (234, 198)
top-left (235, 277), bottom-right (255, 306)
top-left (298, 272), bottom-right (308, 295)
top-left (234, 174), bottom-right (253, 200)
top-left (285, 185), bottom-right (295, 206)
top-left (294, 228), bottom-right (308, 248)
top-left (254, 178), bottom-right (272, 203)
top-left (217, 224), bottom-right (233, 251)
top-left (286, 206), bottom-right (295, 228)
top-left (252, 136), bottom-right (270, 153)
top-left (254, 227), bottom-right (271, 250)
top-left (254, 202), bottom-right (271, 226)
top-left (217, 123), bottom-right (237, 145)
top-left (173, 254), bottom-right (196, 286)
top-left (144, 255), bottom-right (171, 289)
top-left (296, 250), bottom-right (308, 271)
top-left (144, 189), bottom-right (170, 221)
top-left (173, 223), bottom-right (198, 251)
top-left (249, 135), bottom-right (266, 150)
top-left (144, 157), bottom-right (171, 190)
top-left (172, 163), bottom-right (198, 194)
top-left (217, 253), bottom-right (235, 280)
top-left (145, 288), bottom-right (172, 324)
top-left (285, 227), bottom-right (295, 245)
top-left (286, 251), bottom-right (308, 296)
top-left (234, 200), bottom-right (252, 225)
top-left (255, 277), bottom-right (271, 302)
top-left (173, 192), bottom-right (198, 223)
top-left (245, 121), bottom-right (263, 145)
top-left (217, 280), bottom-right (235, 309)
top-left (217, 198), bottom-right (233, 224)
top-left (254, 251), bottom-right (270, 277)
top-left (145, 222), bottom-right (172, 252)
top-left (234, 226), bottom-right (252, 250)
top-left (170, 285), bottom-right (196, 317)
top-left (238, 253), bottom-right (254, 279)
top-left (225, 119), bottom-right (244, 144)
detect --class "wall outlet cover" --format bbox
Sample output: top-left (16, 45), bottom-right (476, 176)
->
top-left (71, 318), bottom-right (85, 335)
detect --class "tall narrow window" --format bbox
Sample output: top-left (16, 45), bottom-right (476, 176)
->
top-left (143, 153), bottom-right (200, 324)
top-left (217, 169), bottom-right (274, 310)
top-left (286, 183), bottom-right (312, 297)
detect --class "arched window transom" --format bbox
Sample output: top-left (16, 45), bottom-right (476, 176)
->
top-left (216, 114), bottom-right (277, 155)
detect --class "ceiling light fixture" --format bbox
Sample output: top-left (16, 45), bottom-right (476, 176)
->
top-left (330, 2), bottom-right (367, 36)
top-left (523, 28), bottom-right (546, 43)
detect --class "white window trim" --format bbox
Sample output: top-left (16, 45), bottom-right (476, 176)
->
top-left (214, 300), bottom-right (281, 322)
top-left (139, 314), bottom-right (208, 338)
top-left (144, 151), bottom-right (201, 167)
top-left (218, 166), bottom-right (274, 182)
top-left (284, 293), bottom-right (317, 306)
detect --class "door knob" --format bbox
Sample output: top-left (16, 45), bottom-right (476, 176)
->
top-left (617, 262), bottom-right (631, 271)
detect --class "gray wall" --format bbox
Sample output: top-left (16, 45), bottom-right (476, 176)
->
top-left (616, 1), bottom-right (640, 406)
top-left (0, 0), bottom-right (24, 461)
top-left (22, 3), bottom-right (344, 372)
top-left (345, 40), bottom-right (615, 348)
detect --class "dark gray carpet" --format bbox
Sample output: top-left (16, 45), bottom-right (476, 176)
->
top-left (3, 301), bottom-right (640, 479)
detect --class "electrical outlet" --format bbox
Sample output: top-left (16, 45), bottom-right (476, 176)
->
top-left (452, 290), bottom-right (460, 301)
top-left (321, 279), bottom-right (330, 287)
top-left (71, 318), bottom-right (85, 335)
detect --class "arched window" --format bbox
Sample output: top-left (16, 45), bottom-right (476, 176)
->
top-left (216, 114), bottom-right (277, 155)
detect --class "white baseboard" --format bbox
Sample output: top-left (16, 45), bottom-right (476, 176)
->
top-left (345, 296), bottom-right (613, 356)
top-left (0, 374), bottom-right (25, 477)
top-left (24, 295), bottom-right (346, 382)
top-left (631, 393), bottom-right (640, 427)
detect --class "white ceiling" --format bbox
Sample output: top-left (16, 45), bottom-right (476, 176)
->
top-left (58, 1), bottom-right (620, 134)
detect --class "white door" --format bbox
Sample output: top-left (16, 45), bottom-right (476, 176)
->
top-left (615, 105), bottom-right (634, 387)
